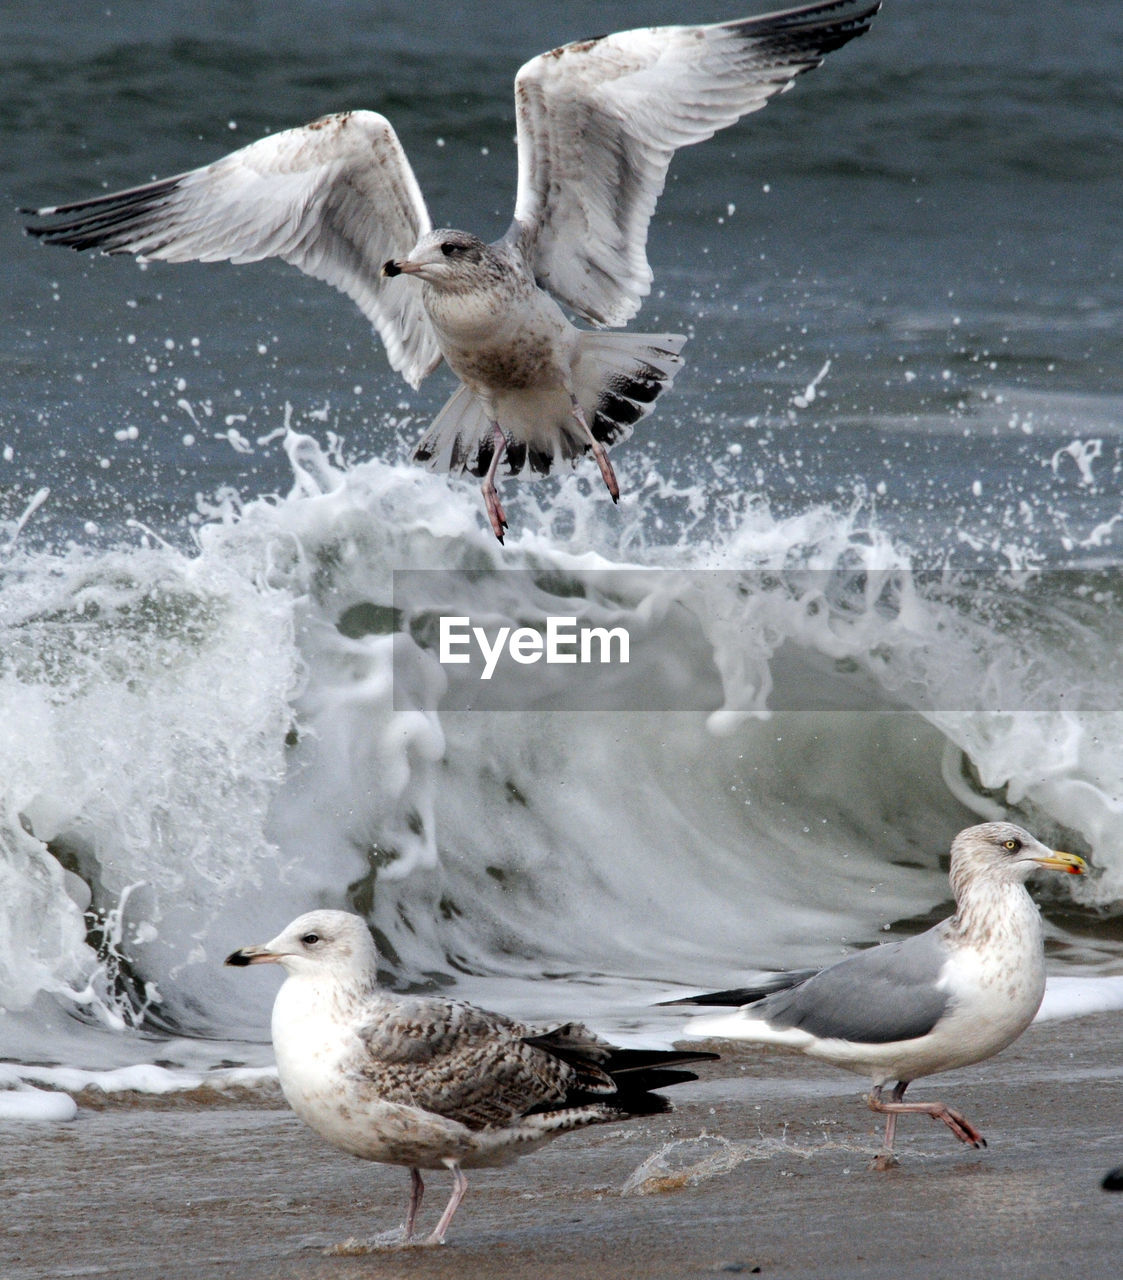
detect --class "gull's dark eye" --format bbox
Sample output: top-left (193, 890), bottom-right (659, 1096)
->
top-left (440, 242), bottom-right (462, 257)
top-left (1003, 838), bottom-right (1020, 852)
top-left (301, 932), bottom-right (321, 946)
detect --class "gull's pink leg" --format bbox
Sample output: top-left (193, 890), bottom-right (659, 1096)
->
top-left (867, 1085), bottom-right (901, 1170)
top-left (867, 1080), bottom-right (986, 1170)
top-left (480, 423), bottom-right (508, 542)
top-left (569, 395), bottom-right (619, 503)
top-left (404, 1167), bottom-right (424, 1242)
top-left (425, 1165), bottom-right (468, 1245)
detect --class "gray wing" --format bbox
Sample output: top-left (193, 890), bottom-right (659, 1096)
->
top-left (753, 928), bottom-right (953, 1044)
top-left (507, 0), bottom-right (879, 327)
top-left (24, 111), bottom-right (441, 389)
top-left (350, 998), bottom-right (582, 1130)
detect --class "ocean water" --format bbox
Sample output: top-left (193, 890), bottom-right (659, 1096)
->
top-left (1, 0), bottom-right (1122, 1089)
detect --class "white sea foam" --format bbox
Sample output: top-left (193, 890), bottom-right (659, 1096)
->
top-left (0, 1061), bottom-right (275, 1096)
top-left (1, 430), bottom-right (1119, 1077)
top-left (1036, 975), bottom-right (1123, 1022)
top-left (0, 1085), bottom-right (78, 1122)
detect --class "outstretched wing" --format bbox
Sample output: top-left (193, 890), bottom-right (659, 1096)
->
top-left (24, 110), bottom-right (441, 389)
top-left (507, 0), bottom-right (879, 327)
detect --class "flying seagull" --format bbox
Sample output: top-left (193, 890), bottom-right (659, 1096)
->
top-left (24, 1), bottom-right (879, 542)
top-left (226, 909), bottom-right (715, 1247)
top-left (666, 823), bottom-right (1086, 1168)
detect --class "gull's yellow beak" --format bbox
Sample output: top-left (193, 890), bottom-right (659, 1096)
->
top-left (1032, 850), bottom-right (1087, 876)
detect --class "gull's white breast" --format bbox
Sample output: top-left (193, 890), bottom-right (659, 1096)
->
top-left (424, 276), bottom-right (577, 394)
top-left (270, 974), bottom-right (477, 1168)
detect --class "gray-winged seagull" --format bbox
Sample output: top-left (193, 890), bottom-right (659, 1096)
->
top-left (25, 1), bottom-right (879, 541)
top-left (226, 909), bottom-right (715, 1247)
top-left (667, 823), bottom-right (1086, 1168)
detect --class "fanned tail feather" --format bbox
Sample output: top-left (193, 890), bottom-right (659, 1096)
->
top-left (575, 331), bottom-right (686, 453)
top-left (411, 331), bottom-right (685, 479)
top-left (411, 384), bottom-right (492, 475)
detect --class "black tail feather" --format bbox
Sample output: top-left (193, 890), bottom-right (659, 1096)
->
top-left (523, 1025), bottom-right (717, 1114)
top-left (590, 363), bottom-right (675, 448)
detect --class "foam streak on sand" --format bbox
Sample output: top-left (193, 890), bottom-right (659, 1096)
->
top-left (0, 1084), bottom-right (77, 1122)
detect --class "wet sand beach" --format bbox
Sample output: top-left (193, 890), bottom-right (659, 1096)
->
top-left (4, 1013), bottom-right (1121, 1280)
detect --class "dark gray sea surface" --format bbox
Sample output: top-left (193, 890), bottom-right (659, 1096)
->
top-left (2, 0), bottom-right (1120, 557)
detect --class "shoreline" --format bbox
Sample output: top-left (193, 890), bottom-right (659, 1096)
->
top-left (5, 1013), bottom-right (1123, 1279)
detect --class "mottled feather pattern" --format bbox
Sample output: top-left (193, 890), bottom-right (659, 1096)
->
top-left (225, 909), bottom-right (716, 1240)
top-left (347, 997), bottom-right (580, 1131)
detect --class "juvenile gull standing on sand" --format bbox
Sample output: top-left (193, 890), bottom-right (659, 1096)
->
top-left (226, 909), bottom-right (714, 1247)
top-left (25, 1), bottom-right (879, 541)
top-left (667, 823), bottom-right (1086, 1167)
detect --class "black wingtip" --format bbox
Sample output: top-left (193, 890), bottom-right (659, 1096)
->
top-left (729, 0), bottom-right (881, 65)
top-left (1103, 1167), bottom-right (1123, 1192)
top-left (17, 175), bottom-right (183, 254)
top-left (657, 969), bottom-right (819, 1008)
top-left (658, 987), bottom-right (763, 1008)
top-left (605, 1048), bottom-right (721, 1074)
top-left (21, 212), bottom-right (51, 240)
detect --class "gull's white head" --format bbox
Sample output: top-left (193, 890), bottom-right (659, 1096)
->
top-left (949, 821), bottom-right (1086, 897)
top-left (381, 229), bottom-right (505, 291)
top-left (225, 909), bottom-right (379, 981)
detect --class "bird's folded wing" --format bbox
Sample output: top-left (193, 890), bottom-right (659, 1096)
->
top-left (24, 111), bottom-right (441, 389)
top-left (350, 999), bottom-right (574, 1129)
top-left (507, 0), bottom-right (879, 327)
top-left (754, 929), bottom-right (952, 1045)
